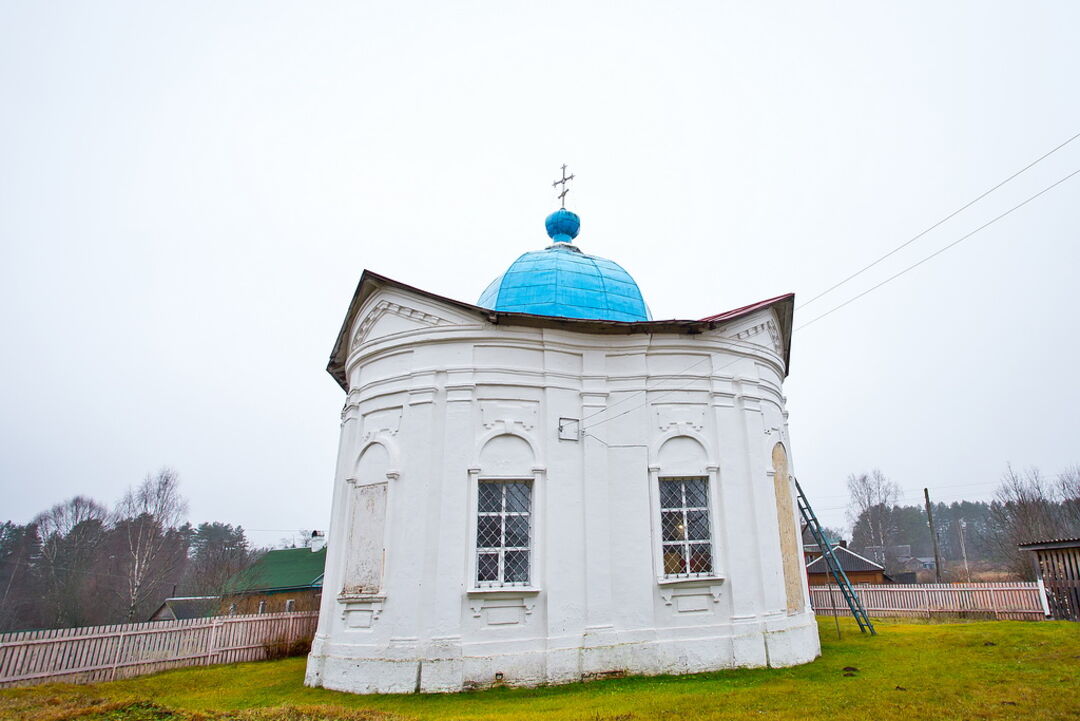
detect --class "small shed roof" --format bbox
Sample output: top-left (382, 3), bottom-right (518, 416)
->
top-left (1018, 537), bottom-right (1080, 551)
top-left (225, 547), bottom-right (327, 594)
top-left (806, 546), bottom-right (885, 574)
top-left (149, 596), bottom-right (220, 621)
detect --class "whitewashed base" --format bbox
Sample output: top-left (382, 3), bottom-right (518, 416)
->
top-left (304, 613), bottom-right (820, 694)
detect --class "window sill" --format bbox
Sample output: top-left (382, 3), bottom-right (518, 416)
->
top-left (656, 575), bottom-right (725, 587)
top-left (466, 586), bottom-right (541, 596)
top-left (337, 593), bottom-right (386, 603)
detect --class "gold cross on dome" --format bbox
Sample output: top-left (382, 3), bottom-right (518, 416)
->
top-left (552, 164), bottom-right (575, 209)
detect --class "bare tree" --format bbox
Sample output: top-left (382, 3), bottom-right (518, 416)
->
top-left (33, 496), bottom-right (109, 626)
top-left (990, 464), bottom-right (1079, 577)
top-left (34, 496), bottom-right (108, 540)
top-left (278, 529), bottom-right (314, 549)
top-left (1057, 465), bottom-right (1080, 527)
top-left (112, 468), bottom-right (190, 620)
top-left (846, 469), bottom-right (902, 562)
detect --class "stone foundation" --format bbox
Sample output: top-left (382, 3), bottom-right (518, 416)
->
top-left (305, 612), bottom-right (820, 694)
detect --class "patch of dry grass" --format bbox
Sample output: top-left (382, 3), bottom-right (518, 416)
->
top-left (0, 692), bottom-right (403, 721)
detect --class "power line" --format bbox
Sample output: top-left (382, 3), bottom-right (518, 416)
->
top-left (797, 129), bottom-right (1080, 310)
top-left (804, 479), bottom-right (1007, 502)
top-left (580, 354), bottom-right (715, 423)
top-left (795, 166), bottom-right (1080, 332)
top-left (583, 165), bottom-right (1079, 432)
top-left (792, 479), bottom-right (1020, 523)
top-left (3, 557), bottom-right (137, 582)
top-left (581, 362), bottom-right (727, 432)
top-left (245, 529), bottom-right (313, 533)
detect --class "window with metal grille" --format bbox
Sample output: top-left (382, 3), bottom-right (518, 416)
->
top-left (659, 476), bottom-right (714, 577)
top-left (476, 480), bottom-right (532, 586)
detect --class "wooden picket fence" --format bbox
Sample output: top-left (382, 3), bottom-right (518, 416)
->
top-left (809, 582), bottom-right (1048, 621)
top-left (0, 611), bottom-right (319, 688)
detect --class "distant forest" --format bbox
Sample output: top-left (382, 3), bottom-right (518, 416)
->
top-left (0, 469), bottom-right (265, 634)
top-left (2, 463), bottom-right (1078, 634)
top-left (837, 465), bottom-right (1080, 580)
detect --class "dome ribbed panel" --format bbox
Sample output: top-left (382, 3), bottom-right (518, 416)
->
top-left (477, 247), bottom-right (650, 322)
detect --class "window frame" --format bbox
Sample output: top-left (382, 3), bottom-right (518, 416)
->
top-left (649, 465), bottom-right (724, 585)
top-left (658, 475), bottom-right (716, 578)
top-left (473, 479), bottom-right (534, 588)
top-left (467, 466), bottom-right (545, 593)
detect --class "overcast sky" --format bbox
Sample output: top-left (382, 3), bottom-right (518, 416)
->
top-left (2, 2), bottom-right (1078, 541)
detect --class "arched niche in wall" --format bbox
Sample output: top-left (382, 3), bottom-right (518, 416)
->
top-left (771, 442), bottom-right (805, 613)
top-left (342, 442), bottom-right (392, 596)
top-left (355, 441), bottom-right (391, 484)
top-left (478, 433), bottom-right (535, 477)
top-left (656, 435), bottom-right (709, 476)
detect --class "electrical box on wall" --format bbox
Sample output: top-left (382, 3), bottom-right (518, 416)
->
top-left (558, 418), bottom-right (580, 441)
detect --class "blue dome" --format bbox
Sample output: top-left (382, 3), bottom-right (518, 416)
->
top-left (478, 244), bottom-right (651, 322)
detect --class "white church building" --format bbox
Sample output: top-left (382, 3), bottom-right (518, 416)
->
top-left (305, 187), bottom-right (820, 694)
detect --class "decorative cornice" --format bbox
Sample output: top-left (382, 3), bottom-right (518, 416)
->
top-left (352, 300), bottom-right (451, 349)
top-left (731, 319), bottom-right (782, 357)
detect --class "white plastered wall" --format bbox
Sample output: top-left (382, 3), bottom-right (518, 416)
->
top-left (305, 286), bottom-right (819, 694)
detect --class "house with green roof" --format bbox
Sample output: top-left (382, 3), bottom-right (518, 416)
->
top-left (222, 544), bottom-right (327, 615)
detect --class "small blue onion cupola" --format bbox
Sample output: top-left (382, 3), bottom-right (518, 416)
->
top-left (545, 209), bottom-right (580, 243)
top-left (478, 167), bottom-right (651, 322)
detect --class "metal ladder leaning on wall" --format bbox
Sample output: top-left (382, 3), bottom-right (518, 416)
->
top-left (794, 478), bottom-right (876, 635)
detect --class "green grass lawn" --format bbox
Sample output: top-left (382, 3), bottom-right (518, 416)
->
top-left (3, 618), bottom-right (1078, 721)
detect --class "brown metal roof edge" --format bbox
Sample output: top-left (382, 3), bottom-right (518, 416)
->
top-left (327, 270), bottom-right (795, 390)
top-left (1018, 537), bottom-right (1080, 551)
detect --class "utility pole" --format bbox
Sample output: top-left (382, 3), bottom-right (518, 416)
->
top-left (958, 518), bottom-right (971, 582)
top-left (924, 488), bottom-right (943, 583)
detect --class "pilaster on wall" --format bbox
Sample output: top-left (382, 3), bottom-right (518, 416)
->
top-left (389, 390), bottom-right (435, 640)
top-left (582, 431), bottom-right (614, 638)
top-left (543, 382), bottom-right (588, 646)
top-left (580, 349), bottom-right (614, 638)
top-left (741, 374), bottom-right (786, 617)
top-left (436, 380), bottom-right (474, 642)
top-left (442, 366), bottom-right (477, 630)
top-left (724, 374), bottom-right (774, 620)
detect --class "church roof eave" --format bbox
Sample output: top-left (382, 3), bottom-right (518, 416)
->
top-left (328, 271), bottom-right (794, 390)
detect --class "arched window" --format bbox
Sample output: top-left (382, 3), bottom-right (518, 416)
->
top-left (472, 434), bottom-right (537, 588)
top-left (654, 436), bottom-right (717, 579)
